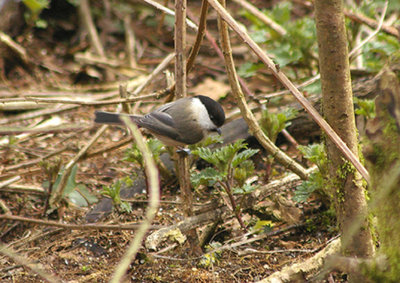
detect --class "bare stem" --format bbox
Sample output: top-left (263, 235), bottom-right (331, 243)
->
top-left (110, 116), bottom-right (160, 283)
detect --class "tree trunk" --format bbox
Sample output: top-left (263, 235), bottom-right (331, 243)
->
top-left (314, 0), bottom-right (374, 280)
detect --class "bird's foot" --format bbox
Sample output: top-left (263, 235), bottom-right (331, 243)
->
top-left (176, 147), bottom-right (191, 156)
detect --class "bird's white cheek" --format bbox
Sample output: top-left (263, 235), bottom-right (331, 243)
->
top-left (191, 98), bottom-right (215, 130)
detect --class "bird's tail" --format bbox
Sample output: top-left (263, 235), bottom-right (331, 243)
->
top-left (94, 111), bottom-right (140, 125)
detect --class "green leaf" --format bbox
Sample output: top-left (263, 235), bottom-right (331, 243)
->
top-left (293, 172), bottom-right (325, 203)
top-left (252, 220), bottom-right (274, 233)
top-left (68, 184), bottom-right (98, 207)
top-left (261, 108), bottom-right (296, 143)
top-left (22, 0), bottom-right (49, 14)
top-left (44, 164), bottom-right (96, 207)
top-left (234, 160), bottom-right (256, 186)
top-left (191, 167), bottom-right (223, 188)
top-left (232, 149), bottom-right (259, 167)
top-left (147, 138), bottom-right (165, 159)
top-left (237, 62), bottom-right (264, 78)
top-left (298, 143), bottom-right (326, 171)
top-left (302, 80), bottom-right (321, 95)
top-left (119, 201), bottom-right (132, 213)
top-left (233, 183), bottom-right (257, 195)
top-left (354, 97), bottom-right (376, 119)
top-left (192, 147), bottom-right (218, 166)
top-left (62, 164), bottom-right (79, 197)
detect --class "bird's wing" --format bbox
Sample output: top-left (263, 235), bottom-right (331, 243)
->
top-left (137, 112), bottom-right (180, 140)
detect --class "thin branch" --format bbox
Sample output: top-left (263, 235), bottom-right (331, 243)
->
top-left (123, 15), bottom-right (137, 68)
top-left (344, 8), bottom-right (399, 38)
top-left (186, 0), bottom-right (209, 73)
top-left (0, 92), bottom-right (117, 125)
top-left (0, 176), bottom-right (21, 189)
top-left (256, 238), bottom-right (341, 283)
top-left (207, 0), bottom-right (370, 183)
top-left (22, 92), bottom-right (161, 105)
top-left (142, 0), bottom-right (197, 30)
top-left (216, 0), bottom-right (309, 180)
top-left (0, 244), bottom-right (61, 283)
top-left (232, 0), bottom-right (287, 36)
top-left (174, 0), bottom-right (200, 255)
top-left (49, 125), bottom-right (108, 208)
top-left (4, 146), bottom-right (66, 171)
top-left (260, 1), bottom-right (388, 102)
top-left (79, 0), bottom-right (105, 57)
top-left (0, 125), bottom-right (91, 135)
top-left (131, 52), bottom-right (175, 96)
top-left (110, 117), bottom-right (160, 282)
top-left (84, 136), bottom-right (133, 159)
top-left (0, 92), bottom-right (161, 106)
top-left (348, 1), bottom-right (389, 59)
top-left (0, 214), bottom-right (164, 231)
top-left (0, 31), bottom-right (30, 64)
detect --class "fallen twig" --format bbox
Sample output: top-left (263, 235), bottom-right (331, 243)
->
top-left (0, 31), bottom-right (30, 64)
top-left (0, 244), bottom-right (61, 283)
top-left (0, 214), bottom-right (163, 231)
top-left (49, 125), bottom-right (108, 208)
top-left (257, 238), bottom-right (341, 283)
top-left (79, 0), bottom-right (105, 57)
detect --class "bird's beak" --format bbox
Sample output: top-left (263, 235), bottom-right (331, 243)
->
top-left (216, 128), bottom-right (222, 135)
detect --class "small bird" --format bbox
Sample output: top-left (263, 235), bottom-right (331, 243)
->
top-left (94, 95), bottom-right (225, 147)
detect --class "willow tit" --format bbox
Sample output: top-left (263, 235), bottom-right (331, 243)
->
top-left (94, 95), bottom-right (225, 147)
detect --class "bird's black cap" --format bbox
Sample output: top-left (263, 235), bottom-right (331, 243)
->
top-left (195, 95), bottom-right (225, 127)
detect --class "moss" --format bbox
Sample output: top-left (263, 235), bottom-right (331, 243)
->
top-left (366, 115), bottom-right (400, 281)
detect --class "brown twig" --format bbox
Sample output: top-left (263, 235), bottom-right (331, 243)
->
top-left (0, 125), bottom-right (91, 135)
top-left (123, 14), bottom-right (137, 68)
top-left (208, 0), bottom-right (370, 183)
top-left (49, 125), bottom-right (108, 208)
top-left (216, 0), bottom-right (309, 180)
top-left (187, 7), bottom-right (256, 100)
top-left (110, 117), bottom-right (160, 282)
top-left (78, 0), bottom-right (105, 57)
top-left (0, 31), bottom-right (30, 64)
top-left (84, 136), bottom-right (133, 159)
top-left (142, 0), bottom-right (197, 30)
top-left (19, 92), bottom-right (161, 106)
top-left (348, 1), bottom-right (389, 60)
top-left (232, 0), bottom-right (287, 36)
top-left (344, 8), bottom-right (399, 39)
top-left (0, 92), bottom-right (118, 125)
top-left (186, 0), bottom-right (209, 74)
top-left (256, 238), bottom-right (341, 282)
top-left (0, 184), bottom-right (45, 195)
top-left (0, 214), bottom-right (163, 231)
top-left (0, 176), bottom-right (21, 189)
top-left (260, 1), bottom-right (388, 103)
top-left (0, 244), bottom-right (61, 283)
top-left (174, 0), bottom-right (201, 256)
top-left (4, 146), bottom-right (68, 172)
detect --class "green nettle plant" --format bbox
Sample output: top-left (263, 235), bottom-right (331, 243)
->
top-left (191, 139), bottom-right (259, 230)
top-left (260, 107), bottom-right (298, 144)
top-left (259, 107), bottom-right (298, 178)
top-left (293, 143), bottom-right (328, 203)
top-left (101, 178), bottom-right (133, 213)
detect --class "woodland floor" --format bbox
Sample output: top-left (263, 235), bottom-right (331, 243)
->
top-left (0, 1), bottom-right (348, 282)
